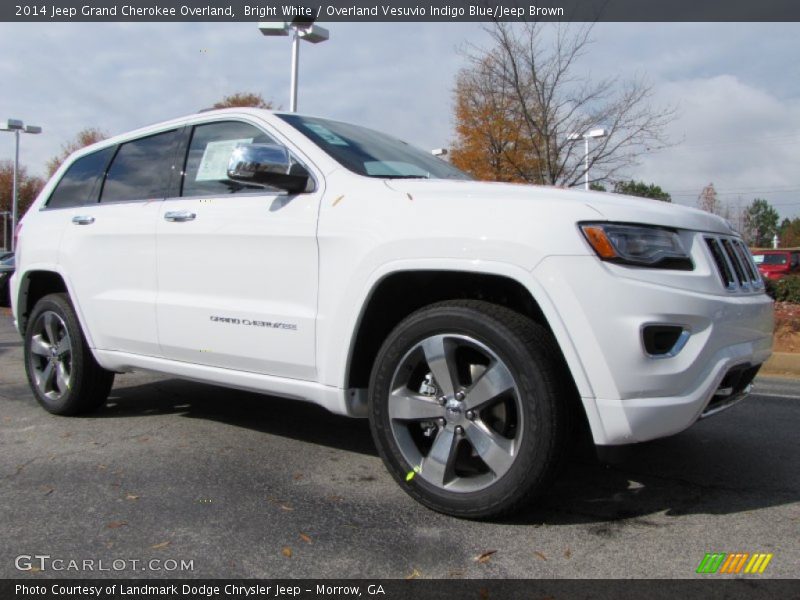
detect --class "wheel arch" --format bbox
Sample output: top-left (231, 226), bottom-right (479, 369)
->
top-left (16, 268), bottom-right (96, 348)
top-left (344, 266), bottom-right (593, 401)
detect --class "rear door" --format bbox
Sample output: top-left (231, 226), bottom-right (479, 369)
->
top-left (155, 119), bottom-right (320, 380)
top-left (59, 129), bottom-right (180, 356)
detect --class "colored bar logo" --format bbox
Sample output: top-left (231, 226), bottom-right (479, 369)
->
top-left (696, 552), bottom-right (773, 574)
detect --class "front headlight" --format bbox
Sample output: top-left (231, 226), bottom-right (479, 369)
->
top-left (580, 222), bottom-right (693, 270)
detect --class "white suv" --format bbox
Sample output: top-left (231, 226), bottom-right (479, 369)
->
top-left (11, 108), bottom-right (773, 518)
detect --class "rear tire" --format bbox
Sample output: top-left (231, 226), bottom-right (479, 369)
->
top-left (369, 300), bottom-right (571, 519)
top-left (24, 293), bottom-right (114, 415)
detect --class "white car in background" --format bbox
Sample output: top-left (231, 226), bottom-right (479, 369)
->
top-left (10, 108), bottom-right (773, 518)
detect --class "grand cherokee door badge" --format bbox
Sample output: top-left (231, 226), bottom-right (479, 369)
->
top-left (209, 315), bottom-right (297, 330)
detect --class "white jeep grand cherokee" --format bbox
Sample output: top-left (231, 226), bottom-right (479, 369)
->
top-left (11, 108), bottom-right (773, 518)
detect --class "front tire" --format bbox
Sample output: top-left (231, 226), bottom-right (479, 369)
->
top-left (369, 300), bottom-right (571, 519)
top-left (24, 293), bottom-right (114, 415)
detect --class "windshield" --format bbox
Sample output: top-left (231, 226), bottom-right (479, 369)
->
top-left (754, 253), bottom-right (788, 265)
top-left (278, 114), bottom-right (471, 181)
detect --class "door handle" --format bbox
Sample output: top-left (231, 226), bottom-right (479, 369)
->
top-left (164, 211), bottom-right (196, 222)
top-left (72, 215), bottom-right (95, 225)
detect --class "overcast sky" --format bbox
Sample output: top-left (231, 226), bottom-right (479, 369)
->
top-left (1, 22), bottom-right (798, 217)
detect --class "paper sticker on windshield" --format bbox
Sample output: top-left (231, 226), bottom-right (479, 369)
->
top-left (304, 124), bottom-right (349, 146)
top-left (196, 138), bottom-right (253, 181)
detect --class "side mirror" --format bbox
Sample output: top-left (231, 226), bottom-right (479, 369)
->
top-left (227, 143), bottom-right (310, 194)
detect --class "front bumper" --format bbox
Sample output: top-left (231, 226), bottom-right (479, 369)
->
top-left (533, 255), bottom-right (773, 445)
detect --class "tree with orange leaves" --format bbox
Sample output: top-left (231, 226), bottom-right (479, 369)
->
top-left (450, 51), bottom-right (540, 183)
top-left (46, 127), bottom-right (108, 177)
top-left (212, 92), bottom-right (274, 110)
top-left (1, 160), bottom-right (45, 247)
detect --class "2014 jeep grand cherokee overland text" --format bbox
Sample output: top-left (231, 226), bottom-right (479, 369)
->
top-left (11, 109), bottom-right (773, 518)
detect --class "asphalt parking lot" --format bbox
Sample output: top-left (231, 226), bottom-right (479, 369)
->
top-left (1, 311), bottom-right (798, 579)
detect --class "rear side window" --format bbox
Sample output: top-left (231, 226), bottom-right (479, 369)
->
top-left (100, 130), bottom-right (178, 203)
top-left (47, 147), bottom-right (115, 209)
top-left (181, 121), bottom-right (277, 197)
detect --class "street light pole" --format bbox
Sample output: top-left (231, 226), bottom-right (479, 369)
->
top-left (259, 20), bottom-right (330, 113)
top-left (12, 129), bottom-right (19, 250)
top-left (289, 28), bottom-right (300, 112)
top-left (584, 136), bottom-right (589, 190)
top-left (568, 128), bottom-right (608, 190)
top-left (2, 119), bottom-right (42, 252)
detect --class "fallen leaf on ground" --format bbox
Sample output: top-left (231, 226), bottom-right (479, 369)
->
top-left (280, 504), bottom-right (294, 511)
top-left (534, 551), bottom-right (548, 561)
top-left (293, 473), bottom-right (304, 480)
top-left (106, 521), bottom-right (127, 529)
top-left (475, 550), bottom-right (497, 563)
top-left (299, 533), bottom-right (312, 544)
top-left (151, 541), bottom-right (171, 549)
top-left (564, 548), bottom-right (572, 559)
top-left (125, 494), bottom-right (139, 501)
top-left (405, 568), bottom-right (421, 579)
top-left (42, 487), bottom-right (54, 496)
top-left (281, 547), bottom-right (293, 558)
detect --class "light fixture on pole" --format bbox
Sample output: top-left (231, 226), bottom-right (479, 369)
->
top-left (258, 19), bottom-right (330, 113)
top-left (1, 119), bottom-right (42, 252)
top-left (568, 128), bottom-right (607, 190)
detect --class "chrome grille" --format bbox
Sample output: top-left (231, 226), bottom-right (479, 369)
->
top-left (704, 236), bottom-right (764, 292)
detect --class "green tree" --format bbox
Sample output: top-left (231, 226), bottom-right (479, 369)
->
top-left (613, 180), bottom-right (671, 202)
top-left (744, 198), bottom-right (780, 247)
top-left (589, 182), bottom-right (606, 192)
top-left (779, 217), bottom-right (800, 247)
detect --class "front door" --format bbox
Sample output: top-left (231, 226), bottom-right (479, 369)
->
top-left (155, 119), bottom-right (320, 380)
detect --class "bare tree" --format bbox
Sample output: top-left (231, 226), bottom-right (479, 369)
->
top-left (451, 23), bottom-right (676, 187)
top-left (697, 183), bottom-right (721, 215)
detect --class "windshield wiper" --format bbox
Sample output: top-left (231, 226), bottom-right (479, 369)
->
top-left (381, 175), bottom-right (430, 179)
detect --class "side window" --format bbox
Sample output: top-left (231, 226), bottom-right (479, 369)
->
top-left (181, 121), bottom-right (279, 197)
top-left (46, 147), bottom-right (115, 209)
top-left (100, 130), bottom-right (178, 203)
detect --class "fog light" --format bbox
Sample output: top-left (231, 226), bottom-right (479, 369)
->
top-left (642, 325), bottom-right (690, 358)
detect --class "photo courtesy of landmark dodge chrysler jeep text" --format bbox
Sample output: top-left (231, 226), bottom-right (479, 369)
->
top-left (10, 108), bottom-right (773, 518)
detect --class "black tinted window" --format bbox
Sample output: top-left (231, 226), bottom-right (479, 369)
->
top-left (47, 147), bottom-right (115, 209)
top-left (101, 130), bottom-right (177, 203)
top-left (181, 121), bottom-right (276, 197)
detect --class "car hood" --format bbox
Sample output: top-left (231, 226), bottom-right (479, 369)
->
top-left (384, 179), bottom-right (734, 235)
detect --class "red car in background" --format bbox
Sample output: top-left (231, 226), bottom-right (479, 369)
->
top-left (751, 249), bottom-right (800, 280)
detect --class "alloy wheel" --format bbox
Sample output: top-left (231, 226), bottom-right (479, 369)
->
top-left (388, 334), bottom-right (524, 493)
top-left (28, 310), bottom-right (73, 401)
